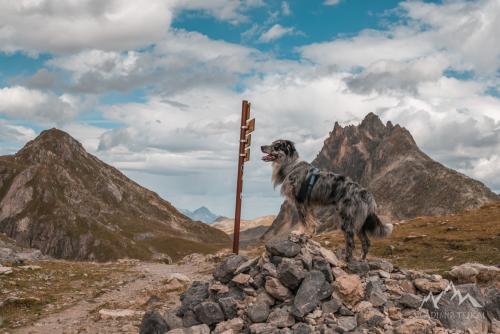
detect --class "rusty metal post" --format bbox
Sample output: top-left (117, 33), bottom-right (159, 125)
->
top-left (233, 100), bottom-right (251, 254)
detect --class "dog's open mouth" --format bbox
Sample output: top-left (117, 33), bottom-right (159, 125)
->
top-left (262, 154), bottom-right (277, 162)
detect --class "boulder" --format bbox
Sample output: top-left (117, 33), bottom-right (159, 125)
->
top-left (413, 278), bottom-right (448, 294)
top-left (213, 254), bottom-right (248, 283)
top-left (193, 301), bottom-right (225, 326)
top-left (334, 274), bottom-right (364, 306)
top-left (266, 240), bottom-right (301, 258)
top-left (247, 303), bottom-right (270, 323)
top-left (177, 281), bottom-right (209, 316)
top-left (140, 310), bottom-right (169, 334)
top-left (398, 293), bottom-right (422, 309)
top-left (278, 258), bottom-right (306, 290)
top-left (293, 270), bottom-right (331, 318)
top-left (448, 263), bottom-right (500, 284)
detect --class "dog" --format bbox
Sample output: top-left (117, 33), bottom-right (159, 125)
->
top-left (261, 139), bottom-right (393, 262)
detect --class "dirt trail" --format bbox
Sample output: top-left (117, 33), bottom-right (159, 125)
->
top-left (12, 261), bottom-right (213, 334)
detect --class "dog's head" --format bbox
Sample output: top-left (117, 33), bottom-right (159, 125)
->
top-left (261, 140), bottom-right (298, 163)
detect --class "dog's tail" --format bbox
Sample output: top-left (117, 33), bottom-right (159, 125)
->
top-left (363, 213), bottom-right (393, 238)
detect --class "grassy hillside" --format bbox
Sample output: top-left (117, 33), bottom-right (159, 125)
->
top-left (315, 202), bottom-right (500, 274)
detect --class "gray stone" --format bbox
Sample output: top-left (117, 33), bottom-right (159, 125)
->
top-left (218, 297), bottom-right (238, 319)
top-left (356, 307), bottom-right (385, 327)
top-left (398, 293), bottom-right (422, 309)
top-left (262, 262), bottom-right (278, 277)
top-left (268, 307), bottom-right (295, 328)
top-left (140, 310), bottom-right (169, 334)
top-left (335, 316), bottom-right (357, 332)
top-left (368, 259), bottom-right (394, 273)
top-left (365, 281), bottom-right (387, 307)
top-left (484, 287), bottom-right (500, 321)
top-left (338, 306), bottom-right (354, 316)
top-left (213, 254), bottom-right (248, 283)
top-left (278, 258), bottom-right (306, 290)
top-left (177, 281), bottom-right (209, 316)
top-left (249, 323), bottom-right (278, 334)
top-left (255, 291), bottom-right (275, 306)
top-left (163, 311), bottom-right (183, 329)
top-left (347, 261), bottom-right (370, 276)
top-left (193, 301), bottom-right (225, 326)
top-left (292, 323), bottom-right (313, 334)
top-left (265, 276), bottom-right (292, 301)
top-left (293, 270), bottom-right (328, 318)
top-left (166, 325), bottom-right (210, 334)
top-left (182, 310), bottom-right (201, 327)
top-left (422, 283), bottom-right (489, 333)
top-left (247, 303), bottom-right (270, 323)
top-left (313, 257), bottom-right (333, 282)
top-left (266, 240), bottom-right (301, 258)
top-left (235, 256), bottom-right (259, 274)
top-left (271, 256), bottom-right (284, 266)
top-left (322, 299), bottom-right (341, 314)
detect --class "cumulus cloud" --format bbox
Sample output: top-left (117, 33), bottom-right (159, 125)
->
top-left (0, 86), bottom-right (79, 124)
top-left (0, 0), bottom-right (173, 54)
top-left (0, 120), bottom-right (36, 143)
top-left (259, 24), bottom-right (295, 43)
top-left (174, 0), bottom-right (264, 24)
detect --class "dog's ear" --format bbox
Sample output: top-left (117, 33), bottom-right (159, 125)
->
top-left (283, 140), bottom-right (296, 157)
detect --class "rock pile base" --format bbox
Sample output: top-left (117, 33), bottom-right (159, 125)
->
top-left (140, 233), bottom-right (499, 334)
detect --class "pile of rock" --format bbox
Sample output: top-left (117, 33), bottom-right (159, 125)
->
top-left (140, 233), bottom-right (499, 334)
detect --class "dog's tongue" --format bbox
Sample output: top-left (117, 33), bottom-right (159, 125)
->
top-left (262, 154), bottom-right (275, 162)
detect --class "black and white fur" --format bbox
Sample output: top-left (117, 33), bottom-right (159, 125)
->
top-left (261, 139), bottom-right (393, 262)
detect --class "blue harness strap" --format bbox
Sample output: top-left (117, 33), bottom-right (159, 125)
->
top-left (297, 167), bottom-right (321, 203)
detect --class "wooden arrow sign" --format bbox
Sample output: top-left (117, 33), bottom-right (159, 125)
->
top-left (246, 118), bottom-right (255, 134)
top-left (245, 133), bottom-right (251, 148)
top-left (244, 147), bottom-right (251, 162)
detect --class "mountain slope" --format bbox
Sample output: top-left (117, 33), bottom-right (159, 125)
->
top-left (263, 113), bottom-right (498, 240)
top-left (0, 129), bottom-right (230, 261)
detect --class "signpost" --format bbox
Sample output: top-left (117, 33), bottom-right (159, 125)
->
top-left (233, 100), bottom-right (254, 254)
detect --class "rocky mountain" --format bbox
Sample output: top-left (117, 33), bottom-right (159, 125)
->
top-left (263, 113), bottom-right (498, 240)
top-left (0, 129), bottom-right (230, 261)
top-left (181, 207), bottom-right (221, 224)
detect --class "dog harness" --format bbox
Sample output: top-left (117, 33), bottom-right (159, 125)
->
top-left (297, 167), bottom-right (321, 203)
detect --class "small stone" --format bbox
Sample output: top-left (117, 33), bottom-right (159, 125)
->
top-left (166, 324), bottom-right (210, 334)
top-left (255, 291), bottom-right (275, 306)
top-left (99, 308), bottom-right (143, 319)
top-left (368, 259), bottom-right (394, 273)
top-left (266, 239), bottom-right (301, 257)
top-left (334, 274), bottom-right (364, 307)
top-left (265, 276), bottom-right (292, 301)
top-left (413, 278), bottom-right (448, 294)
top-left (214, 254), bottom-right (248, 283)
top-left (356, 307), bottom-right (385, 327)
top-left (338, 306), bottom-right (354, 316)
top-left (218, 297), bottom-right (238, 319)
top-left (318, 247), bottom-right (342, 267)
top-left (232, 273), bottom-right (251, 285)
top-left (268, 307), bottom-right (295, 328)
top-left (214, 318), bottom-right (244, 334)
top-left (139, 310), bottom-right (168, 334)
top-left (247, 303), bottom-right (270, 323)
top-left (292, 323), bottom-right (313, 334)
top-left (193, 301), bottom-right (225, 326)
top-left (235, 257), bottom-right (259, 274)
top-left (321, 299), bottom-right (341, 314)
top-left (182, 310), bottom-right (201, 327)
top-left (398, 293), bottom-right (422, 309)
top-left (163, 311), bottom-right (183, 329)
top-left (347, 261), bottom-right (370, 276)
top-left (0, 266), bottom-right (13, 275)
top-left (177, 281), bottom-right (209, 316)
top-left (393, 319), bottom-right (433, 334)
top-left (313, 257), bottom-right (333, 282)
top-left (335, 316), bottom-right (357, 332)
top-left (249, 323), bottom-right (278, 334)
top-left (278, 258), bottom-right (306, 290)
top-left (388, 307), bottom-right (402, 320)
top-left (365, 281), bottom-right (387, 307)
top-left (261, 262), bottom-right (278, 277)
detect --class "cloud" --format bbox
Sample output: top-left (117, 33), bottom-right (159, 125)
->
top-left (0, 0), bottom-right (173, 54)
top-left (174, 0), bottom-right (264, 24)
top-left (0, 120), bottom-right (36, 143)
top-left (259, 24), bottom-right (295, 43)
top-left (324, 0), bottom-right (341, 6)
top-left (0, 86), bottom-right (79, 124)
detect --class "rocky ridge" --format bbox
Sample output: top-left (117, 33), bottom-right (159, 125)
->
top-left (139, 233), bottom-right (500, 334)
top-left (0, 129), bottom-right (230, 261)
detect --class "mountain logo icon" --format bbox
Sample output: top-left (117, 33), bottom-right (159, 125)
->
top-left (419, 282), bottom-right (483, 310)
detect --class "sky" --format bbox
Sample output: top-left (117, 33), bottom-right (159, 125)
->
top-left (0, 0), bottom-right (499, 219)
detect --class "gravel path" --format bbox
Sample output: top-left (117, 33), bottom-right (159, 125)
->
top-left (13, 260), bottom-right (214, 334)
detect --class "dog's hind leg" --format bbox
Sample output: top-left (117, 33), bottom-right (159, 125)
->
top-left (357, 228), bottom-right (370, 260)
top-left (342, 228), bottom-right (355, 263)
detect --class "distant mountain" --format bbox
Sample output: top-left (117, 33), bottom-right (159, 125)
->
top-left (181, 206), bottom-right (222, 224)
top-left (0, 129), bottom-right (230, 261)
top-left (263, 113), bottom-right (499, 240)
top-left (212, 215), bottom-right (275, 248)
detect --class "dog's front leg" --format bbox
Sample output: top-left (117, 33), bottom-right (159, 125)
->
top-left (296, 204), bottom-right (316, 236)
